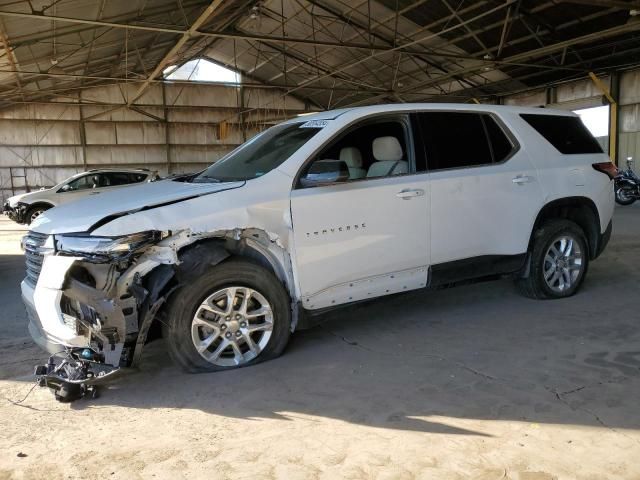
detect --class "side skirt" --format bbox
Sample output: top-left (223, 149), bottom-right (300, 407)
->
top-left (428, 253), bottom-right (528, 288)
top-left (296, 253), bottom-right (527, 329)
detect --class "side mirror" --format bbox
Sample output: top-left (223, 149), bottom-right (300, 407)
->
top-left (59, 184), bottom-right (71, 192)
top-left (300, 159), bottom-right (350, 188)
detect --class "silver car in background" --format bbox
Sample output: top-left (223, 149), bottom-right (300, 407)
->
top-left (3, 168), bottom-right (158, 224)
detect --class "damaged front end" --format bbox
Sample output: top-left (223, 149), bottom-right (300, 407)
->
top-left (24, 230), bottom-right (175, 400)
top-left (23, 226), bottom-right (294, 401)
top-left (3, 201), bottom-right (27, 223)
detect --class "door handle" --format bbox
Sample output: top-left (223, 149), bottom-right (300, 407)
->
top-left (512, 175), bottom-right (533, 185)
top-left (396, 188), bottom-right (425, 199)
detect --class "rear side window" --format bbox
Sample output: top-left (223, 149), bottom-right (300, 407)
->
top-left (520, 114), bottom-right (603, 154)
top-left (415, 112), bottom-right (514, 171)
top-left (103, 172), bottom-right (132, 186)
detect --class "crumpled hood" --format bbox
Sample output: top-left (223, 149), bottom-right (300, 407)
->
top-left (30, 179), bottom-right (244, 235)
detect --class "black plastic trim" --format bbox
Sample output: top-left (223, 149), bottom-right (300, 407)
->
top-left (428, 254), bottom-right (528, 287)
top-left (594, 220), bottom-right (612, 259)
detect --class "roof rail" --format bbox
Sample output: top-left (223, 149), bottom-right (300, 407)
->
top-left (86, 167), bottom-right (151, 173)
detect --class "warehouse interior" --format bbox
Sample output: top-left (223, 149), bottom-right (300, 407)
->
top-left (1, 0), bottom-right (640, 197)
top-left (1, 1), bottom-right (640, 479)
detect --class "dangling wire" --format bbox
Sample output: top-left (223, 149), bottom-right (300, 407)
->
top-left (4, 381), bottom-right (38, 406)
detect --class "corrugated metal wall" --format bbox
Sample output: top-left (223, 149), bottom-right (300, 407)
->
top-left (0, 82), bottom-right (307, 201)
top-left (4, 68), bottom-right (640, 201)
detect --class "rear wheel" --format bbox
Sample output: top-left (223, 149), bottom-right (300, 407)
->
top-left (615, 187), bottom-right (636, 205)
top-left (164, 258), bottom-right (291, 373)
top-left (516, 219), bottom-right (589, 299)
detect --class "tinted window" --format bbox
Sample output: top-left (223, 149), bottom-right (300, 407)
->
top-left (103, 172), bottom-right (132, 186)
top-left (92, 174), bottom-right (109, 188)
top-left (484, 115), bottom-right (513, 162)
top-left (520, 114), bottom-right (603, 154)
top-left (417, 112), bottom-right (492, 170)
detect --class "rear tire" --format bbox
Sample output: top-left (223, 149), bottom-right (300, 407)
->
top-left (516, 219), bottom-right (589, 299)
top-left (163, 258), bottom-right (291, 373)
top-left (615, 187), bottom-right (636, 206)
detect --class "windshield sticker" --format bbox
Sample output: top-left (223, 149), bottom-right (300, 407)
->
top-left (300, 119), bottom-right (329, 129)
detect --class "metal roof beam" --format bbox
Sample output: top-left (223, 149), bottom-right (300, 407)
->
top-left (0, 7), bottom-right (490, 56)
top-left (559, 0), bottom-right (640, 9)
top-left (345, 20), bottom-right (640, 106)
top-left (0, 68), bottom-right (378, 93)
top-left (283, 0), bottom-right (518, 97)
top-left (126, 0), bottom-right (224, 106)
top-left (6, 0), bottom-right (207, 48)
top-left (305, 0), bottom-right (485, 92)
top-left (0, 18), bottom-right (23, 99)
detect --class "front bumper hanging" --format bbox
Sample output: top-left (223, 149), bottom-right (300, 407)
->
top-left (3, 202), bottom-right (27, 223)
top-left (34, 349), bottom-right (122, 402)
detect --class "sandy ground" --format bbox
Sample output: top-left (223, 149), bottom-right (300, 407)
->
top-left (0, 208), bottom-right (639, 480)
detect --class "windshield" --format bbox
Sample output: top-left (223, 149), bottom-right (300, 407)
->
top-left (191, 122), bottom-right (321, 183)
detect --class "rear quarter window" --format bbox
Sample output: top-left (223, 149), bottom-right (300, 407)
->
top-left (520, 114), bottom-right (603, 154)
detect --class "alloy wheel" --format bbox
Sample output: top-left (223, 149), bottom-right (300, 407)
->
top-left (30, 209), bottom-right (44, 223)
top-left (543, 235), bottom-right (584, 293)
top-left (191, 286), bottom-right (273, 367)
top-left (616, 188), bottom-right (633, 203)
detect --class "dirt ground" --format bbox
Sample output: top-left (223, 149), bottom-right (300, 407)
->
top-left (0, 207), bottom-right (639, 480)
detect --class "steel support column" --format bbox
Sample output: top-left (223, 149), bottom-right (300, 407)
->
top-left (589, 71), bottom-right (618, 164)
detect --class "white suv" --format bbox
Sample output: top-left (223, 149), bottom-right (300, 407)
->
top-left (22, 104), bottom-right (614, 384)
top-left (3, 168), bottom-right (158, 225)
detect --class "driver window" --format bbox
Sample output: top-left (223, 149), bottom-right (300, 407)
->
top-left (63, 175), bottom-right (91, 192)
top-left (300, 119), bottom-right (409, 188)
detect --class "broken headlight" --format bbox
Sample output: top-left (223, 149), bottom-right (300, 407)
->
top-left (54, 231), bottom-right (162, 257)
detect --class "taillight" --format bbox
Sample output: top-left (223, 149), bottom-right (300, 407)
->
top-left (592, 162), bottom-right (618, 180)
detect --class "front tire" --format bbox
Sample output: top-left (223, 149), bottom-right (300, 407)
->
top-left (25, 205), bottom-right (50, 224)
top-left (516, 219), bottom-right (589, 299)
top-left (164, 258), bottom-right (291, 373)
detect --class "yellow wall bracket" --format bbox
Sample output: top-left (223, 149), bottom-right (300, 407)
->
top-left (588, 72), bottom-right (617, 164)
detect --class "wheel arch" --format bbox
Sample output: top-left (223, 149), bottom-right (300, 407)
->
top-left (25, 201), bottom-right (54, 211)
top-left (529, 196), bottom-right (601, 260)
top-left (127, 229), bottom-right (297, 366)
top-left (173, 233), bottom-right (294, 299)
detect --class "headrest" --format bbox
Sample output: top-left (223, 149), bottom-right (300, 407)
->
top-left (372, 136), bottom-right (403, 162)
top-left (339, 147), bottom-right (363, 168)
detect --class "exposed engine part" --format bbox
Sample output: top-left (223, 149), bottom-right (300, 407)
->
top-left (34, 349), bottom-right (121, 402)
